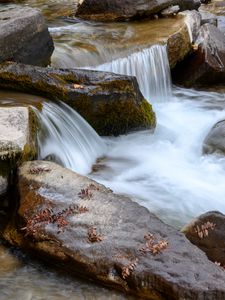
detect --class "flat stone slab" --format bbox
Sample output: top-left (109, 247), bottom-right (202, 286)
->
top-left (0, 6), bottom-right (54, 66)
top-left (4, 160), bottom-right (225, 299)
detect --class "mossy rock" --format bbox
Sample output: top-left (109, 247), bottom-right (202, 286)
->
top-left (0, 62), bottom-right (156, 136)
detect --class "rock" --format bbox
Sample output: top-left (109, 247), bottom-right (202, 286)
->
top-left (172, 24), bottom-right (225, 86)
top-left (200, 11), bottom-right (217, 27)
top-left (167, 10), bottom-right (201, 68)
top-left (201, 0), bottom-right (211, 4)
top-left (0, 62), bottom-right (156, 136)
top-left (4, 160), bottom-right (225, 299)
top-left (161, 5), bottom-right (180, 17)
top-left (0, 106), bottom-right (37, 205)
top-left (0, 6), bottom-right (54, 66)
top-left (182, 211), bottom-right (225, 266)
top-left (202, 120), bottom-right (225, 155)
top-left (75, 0), bottom-right (200, 22)
top-left (0, 175), bottom-right (8, 209)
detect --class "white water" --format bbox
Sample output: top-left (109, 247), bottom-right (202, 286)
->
top-left (94, 45), bottom-right (172, 103)
top-left (35, 44), bottom-right (225, 228)
top-left (89, 45), bottom-right (225, 227)
top-left (35, 101), bottom-right (106, 175)
top-left (92, 89), bottom-right (225, 227)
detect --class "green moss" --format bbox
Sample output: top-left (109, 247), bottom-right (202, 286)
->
top-left (71, 94), bottom-right (156, 136)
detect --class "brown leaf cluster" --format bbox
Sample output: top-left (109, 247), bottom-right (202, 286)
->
top-left (29, 166), bottom-right (51, 174)
top-left (22, 204), bottom-right (89, 236)
top-left (139, 233), bottom-right (168, 255)
top-left (194, 221), bottom-right (216, 239)
top-left (73, 83), bottom-right (84, 89)
top-left (78, 188), bottom-right (93, 200)
top-left (121, 258), bottom-right (138, 279)
top-left (88, 227), bottom-right (103, 243)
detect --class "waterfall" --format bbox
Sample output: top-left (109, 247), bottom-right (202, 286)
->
top-left (94, 45), bottom-right (172, 103)
top-left (34, 101), bottom-right (106, 175)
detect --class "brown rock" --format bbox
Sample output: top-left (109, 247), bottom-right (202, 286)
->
top-left (182, 211), bottom-right (225, 266)
top-left (4, 160), bottom-right (225, 300)
top-left (0, 62), bottom-right (156, 136)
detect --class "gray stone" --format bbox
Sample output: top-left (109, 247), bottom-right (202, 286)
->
top-left (172, 24), bottom-right (225, 86)
top-left (4, 160), bottom-right (225, 300)
top-left (0, 6), bottom-right (54, 66)
top-left (203, 120), bottom-right (225, 155)
top-left (0, 106), bottom-right (37, 202)
top-left (200, 11), bottom-right (217, 27)
top-left (161, 5), bottom-right (180, 17)
top-left (75, 0), bottom-right (201, 21)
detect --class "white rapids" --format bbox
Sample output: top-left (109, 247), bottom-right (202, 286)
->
top-left (90, 45), bottom-right (225, 227)
top-left (36, 43), bottom-right (225, 228)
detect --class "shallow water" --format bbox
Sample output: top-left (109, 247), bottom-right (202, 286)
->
top-left (0, 245), bottom-right (133, 300)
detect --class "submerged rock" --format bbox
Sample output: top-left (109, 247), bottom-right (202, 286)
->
top-left (4, 160), bottom-right (225, 299)
top-left (0, 106), bottom-right (37, 205)
top-left (75, 0), bottom-right (200, 21)
top-left (182, 211), bottom-right (225, 266)
top-left (0, 6), bottom-right (54, 66)
top-left (172, 24), bottom-right (225, 86)
top-left (202, 120), bottom-right (225, 155)
top-left (0, 62), bottom-right (156, 136)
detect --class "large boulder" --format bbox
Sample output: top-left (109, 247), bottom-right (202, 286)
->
top-left (75, 0), bottom-right (200, 21)
top-left (182, 211), bottom-right (225, 266)
top-left (167, 10), bottom-right (201, 68)
top-left (0, 6), bottom-right (54, 66)
top-left (0, 106), bottom-right (37, 205)
top-left (172, 24), bottom-right (225, 86)
top-left (203, 120), bottom-right (225, 155)
top-left (0, 62), bottom-right (156, 136)
top-left (4, 160), bottom-right (225, 299)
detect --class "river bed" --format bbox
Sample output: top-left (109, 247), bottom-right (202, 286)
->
top-left (1, 1), bottom-right (225, 299)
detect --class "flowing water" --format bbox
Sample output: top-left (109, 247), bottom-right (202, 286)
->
top-left (35, 101), bottom-right (106, 175)
top-left (1, 1), bottom-right (225, 299)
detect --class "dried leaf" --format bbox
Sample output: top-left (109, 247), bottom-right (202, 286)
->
top-left (73, 83), bottom-right (84, 89)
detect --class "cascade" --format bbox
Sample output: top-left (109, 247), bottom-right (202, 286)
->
top-left (34, 101), bottom-right (106, 175)
top-left (94, 45), bottom-right (172, 103)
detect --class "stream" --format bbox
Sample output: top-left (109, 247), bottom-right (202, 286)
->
top-left (1, 1), bottom-right (225, 299)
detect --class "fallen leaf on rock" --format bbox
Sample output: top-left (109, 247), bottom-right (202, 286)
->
top-left (73, 83), bottom-right (84, 89)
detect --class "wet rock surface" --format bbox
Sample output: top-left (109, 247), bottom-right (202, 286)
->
top-left (203, 120), bottom-right (225, 155)
top-left (75, 0), bottom-right (200, 21)
top-left (167, 11), bottom-right (201, 68)
top-left (172, 23), bottom-right (225, 86)
top-left (4, 160), bottom-right (225, 300)
top-left (0, 62), bottom-right (156, 136)
top-left (0, 6), bottom-right (54, 66)
top-left (0, 106), bottom-right (37, 204)
top-left (182, 211), bottom-right (225, 266)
